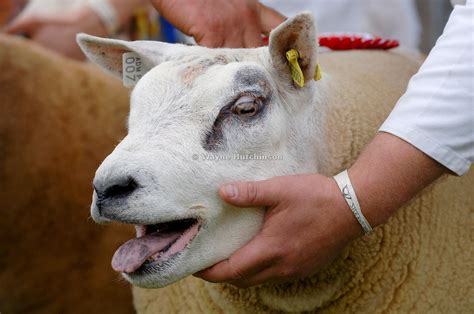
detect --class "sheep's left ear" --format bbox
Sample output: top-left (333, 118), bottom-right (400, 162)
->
top-left (269, 12), bottom-right (319, 88)
top-left (77, 34), bottom-right (177, 87)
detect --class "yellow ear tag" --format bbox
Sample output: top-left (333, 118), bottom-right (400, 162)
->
top-left (285, 49), bottom-right (305, 88)
top-left (314, 64), bottom-right (322, 81)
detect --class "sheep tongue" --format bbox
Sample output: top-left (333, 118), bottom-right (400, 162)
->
top-left (111, 231), bottom-right (181, 274)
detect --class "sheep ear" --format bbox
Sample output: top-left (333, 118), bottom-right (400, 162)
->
top-left (269, 12), bottom-right (319, 88)
top-left (76, 34), bottom-right (172, 87)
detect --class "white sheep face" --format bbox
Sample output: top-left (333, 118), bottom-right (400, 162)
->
top-left (78, 12), bottom-right (323, 288)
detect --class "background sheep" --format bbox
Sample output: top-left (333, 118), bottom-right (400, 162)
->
top-left (0, 35), bottom-right (134, 313)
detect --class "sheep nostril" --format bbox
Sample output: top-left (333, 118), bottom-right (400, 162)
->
top-left (97, 177), bottom-right (138, 201)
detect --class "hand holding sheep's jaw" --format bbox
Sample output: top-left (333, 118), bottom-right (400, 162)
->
top-left (79, 12), bottom-right (322, 288)
top-left (194, 175), bottom-right (363, 288)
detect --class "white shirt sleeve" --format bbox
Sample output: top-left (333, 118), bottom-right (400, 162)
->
top-left (379, 0), bottom-right (474, 176)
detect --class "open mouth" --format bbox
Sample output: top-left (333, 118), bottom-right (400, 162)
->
top-left (111, 218), bottom-right (201, 274)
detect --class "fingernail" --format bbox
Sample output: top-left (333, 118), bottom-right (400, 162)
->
top-left (224, 184), bottom-right (238, 199)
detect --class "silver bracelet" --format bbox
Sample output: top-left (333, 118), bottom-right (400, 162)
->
top-left (333, 170), bottom-right (373, 234)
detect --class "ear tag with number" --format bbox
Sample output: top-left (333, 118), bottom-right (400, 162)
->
top-left (285, 49), bottom-right (305, 88)
top-left (122, 52), bottom-right (147, 87)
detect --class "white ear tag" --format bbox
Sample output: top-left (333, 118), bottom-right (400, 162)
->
top-left (122, 52), bottom-right (147, 87)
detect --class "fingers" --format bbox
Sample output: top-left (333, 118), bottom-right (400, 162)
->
top-left (219, 178), bottom-right (282, 207)
top-left (194, 234), bottom-right (279, 283)
top-left (203, 27), bottom-right (261, 48)
top-left (242, 25), bottom-right (264, 48)
top-left (198, 32), bottom-right (226, 48)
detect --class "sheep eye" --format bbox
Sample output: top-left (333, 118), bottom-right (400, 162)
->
top-left (232, 96), bottom-right (261, 118)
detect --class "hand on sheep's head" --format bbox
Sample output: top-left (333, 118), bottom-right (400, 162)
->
top-left (194, 173), bottom-right (364, 288)
top-left (150, 0), bottom-right (286, 48)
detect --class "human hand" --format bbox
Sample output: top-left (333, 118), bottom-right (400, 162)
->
top-left (194, 174), bottom-right (363, 288)
top-left (150, 0), bottom-right (286, 48)
top-left (5, 7), bottom-right (108, 60)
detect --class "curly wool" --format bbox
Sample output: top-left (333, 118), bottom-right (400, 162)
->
top-left (132, 50), bottom-right (473, 313)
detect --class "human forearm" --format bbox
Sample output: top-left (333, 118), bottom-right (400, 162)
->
top-left (348, 132), bottom-right (447, 228)
top-left (349, 2), bottom-right (473, 229)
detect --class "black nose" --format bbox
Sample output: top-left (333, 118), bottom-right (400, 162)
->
top-left (95, 177), bottom-right (138, 202)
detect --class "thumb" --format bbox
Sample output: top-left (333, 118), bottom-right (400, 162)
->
top-left (219, 178), bottom-right (281, 207)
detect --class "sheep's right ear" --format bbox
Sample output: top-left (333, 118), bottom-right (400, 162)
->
top-left (77, 34), bottom-right (174, 87)
top-left (269, 12), bottom-right (319, 88)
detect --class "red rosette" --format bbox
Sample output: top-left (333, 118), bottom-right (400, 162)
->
top-left (261, 33), bottom-right (399, 50)
top-left (317, 34), bottom-right (400, 50)
top-left (317, 34), bottom-right (399, 50)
